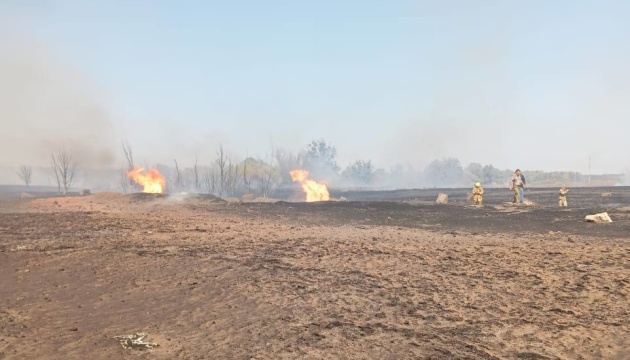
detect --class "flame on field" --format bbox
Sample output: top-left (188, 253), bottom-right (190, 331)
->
top-left (290, 170), bottom-right (330, 202)
top-left (127, 167), bottom-right (166, 194)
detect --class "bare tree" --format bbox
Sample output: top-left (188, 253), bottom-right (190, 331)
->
top-left (17, 165), bottom-right (33, 187)
top-left (51, 148), bottom-right (76, 194)
top-left (192, 155), bottom-right (200, 191)
top-left (242, 157), bottom-right (252, 193)
top-left (121, 141), bottom-right (136, 192)
top-left (174, 159), bottom-right (181, 189)
top-left (275, 148), bottom-right (302, 185)
top-left (232, 161), bottom-right (240, 195)
top-left (225, 159), bottom-right (240, 196)
top-left (119, 169), bottom-right (129, 193)
top-left (122, 141), bottom-right (134, 170)
top-left (216, 145), bottom-right (229, 196)
top-left (258, 143), bottom-right (277, 197)
top-left (202, 166), bottom-right (217, 194)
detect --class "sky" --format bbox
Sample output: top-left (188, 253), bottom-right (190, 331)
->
top-left (1, 0), bottom-right (629, 178)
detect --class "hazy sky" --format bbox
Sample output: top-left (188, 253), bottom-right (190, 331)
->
top-left (1, 0), bottom-right (629, 174)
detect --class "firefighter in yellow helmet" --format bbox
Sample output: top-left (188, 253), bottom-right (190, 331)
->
top-left (509, 169), bottom-right (525, 204)
top-left (472, 182), bottom-right (484, 205)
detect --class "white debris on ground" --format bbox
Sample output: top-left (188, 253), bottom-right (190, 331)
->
top-left (114, 333), bottom-right (159, 350)
top-left (436, 193), bottom-right (448, 204)
top-left (502, 199), bottom-right (537, 207)
top-left (584, 212), bottom-right (613, 223)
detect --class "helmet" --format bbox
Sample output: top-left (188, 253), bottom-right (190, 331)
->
top-left (475, 182), bottom-right (481, 187)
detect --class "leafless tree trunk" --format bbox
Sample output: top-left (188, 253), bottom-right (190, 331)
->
top-left (121, 141), bottom-right (136, 192)
top-left (226, 160), bottom-right (236, 196)
top-left (233, 162), bottom-right (240, 195)
top-left (192, 155), bottom-right (199, 191)
top-left (202, 166), bottom-right (217, 194)
top-left (216, 158), bottom-right (239, 197)
top-left (260, 168), bottom-right (275, 197)
top-left (17, 165), bottom-right (32, 187)
top-left (174, 159), bottom-right (181, 190)
top-left (232, 162), bottom-right (240, 195)
top-left (260, 143), bottom-right (277, 197)
top-left (119, 169), bottom-right (129, 193)
top-left (216, 145), bottom-right (228, 196)
top-left (243, 158), bottom-right (251, 193)
top-left (122, 141), bottom-right (134, 170)
top-left (51, 148), bottom-right (76, 194)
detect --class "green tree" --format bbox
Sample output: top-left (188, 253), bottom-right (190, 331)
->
top-left (342, 160), bottom-right (374, 185)
top-left (465, 162), bottom-right (483, 183)
top-left (481, 164), bottom-right (502, 185)
top-left (302, 139), bottom-right (339, 178)
top-left (423, 158), bottom-right (464, 187)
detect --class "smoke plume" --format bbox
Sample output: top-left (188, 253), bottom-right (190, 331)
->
top-left (0, 38), bottom-right (118, 174)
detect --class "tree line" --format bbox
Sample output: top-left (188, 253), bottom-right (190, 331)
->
top-left (15, 139), bottom-right (623, 195)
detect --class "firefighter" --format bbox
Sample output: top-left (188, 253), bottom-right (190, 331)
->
top-left (472, 182), bottom-right (484, 205)
top-left (559, 186), bottom-right (569, 207)
top-left (509, 169), bottom-right (525, 204)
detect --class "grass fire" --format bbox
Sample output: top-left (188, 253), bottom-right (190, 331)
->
top-left (127, 167), bottom-right (166, 194)
top-left (290, 169), bottom-right (330, 202)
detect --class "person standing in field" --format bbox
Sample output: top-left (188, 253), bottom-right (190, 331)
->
top-left (509, 169), bottom-right (525, 204)
top-left (472, 182), bottom-right (484, 205)
top-left (559, 185), bottom-right (569, 207)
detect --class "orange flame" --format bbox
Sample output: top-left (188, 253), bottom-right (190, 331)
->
top-left (290, 169), bottom-right (330, 202)
top-left (127, 167), bottom-right (166, 194)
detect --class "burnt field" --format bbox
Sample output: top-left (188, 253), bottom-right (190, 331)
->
top-left (235, 200), bottom-right (630, 239)
top-left (0, 191), bottom-right (629, 359)
top-left (331, 186), bottom-right (630, 208)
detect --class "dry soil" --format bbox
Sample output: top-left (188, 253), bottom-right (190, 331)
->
top-left (0, 192), bottom-right (629, 359)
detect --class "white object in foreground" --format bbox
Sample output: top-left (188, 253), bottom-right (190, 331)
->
top-left (114, 333), bottom-right (159, 350)
top-left (584, 212), bottom-right (613, 223)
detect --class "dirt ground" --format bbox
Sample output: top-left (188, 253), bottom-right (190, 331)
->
top-left (0, 192), bottom-right (629, 359)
